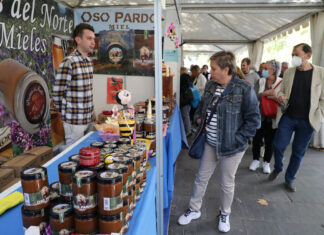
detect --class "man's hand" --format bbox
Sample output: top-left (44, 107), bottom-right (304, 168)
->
top-left (278, 95), bottom-right (286, 105)
top-left (196, 118), bottom-right (201, 125)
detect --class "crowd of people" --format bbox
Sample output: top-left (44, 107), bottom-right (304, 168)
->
top-left (179, 43), bottom-right (324, 233)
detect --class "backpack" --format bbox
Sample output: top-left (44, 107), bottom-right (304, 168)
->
top-left (190, 85), bottom-right (201, 108)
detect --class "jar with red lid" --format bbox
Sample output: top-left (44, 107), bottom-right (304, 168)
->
top-left (97, 171), bottom-right (123, 216)
top-left (21, 167), bottom-right (50, 211)
top-left (79, 147), bottom-right (100, 167)
top-left (58, 161), bottom-right (79, 202)
top-left (72, 170), bottom-right (97, 215)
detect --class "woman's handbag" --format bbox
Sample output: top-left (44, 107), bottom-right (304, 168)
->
top-left (188, 132), bottom-right (206, 159)
top-left (260, 81), bottom-right (282, 118)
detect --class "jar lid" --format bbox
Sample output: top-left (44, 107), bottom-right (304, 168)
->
top-left (74, 212), bottom-right (97, 220)
top-left (58, 161), bottom-right (79, 173)
top-left (118, 138), bottom-right (131, 145)
top-left (144, 119), bottom-right (155, 124)
top-left (99, 213), bottom-right (121, 221)
top-left (50, 182), bottom-right (59, 192)
top-left (97, 171), bottom-right (122, 184)
top-left (50, 203), bottom-right (73, 220)
top-left (101, 148), bottom-right (114, 155)
top-left (20, 167), bottom-right (47, 180)
top-left (80, 162), bottom-right (105, 172)
top-left (79, 147), bottom-right (100, 156)
top-left (68, 154), bottom-right (80, 163)
top-left (104, 140), bottom-right (118, 145)
top-left (72, 170), bottom-right (96, 184)
top-left (90, 142), bottom-right (104, 148)
top-left (107, 163), bottom-right (128, 174)
top-left (103, 143), bottom-right (117, 149)
top-left (126, 153), bottom-right (141, 161)
top-left (114, 149), bottom-right (129, 155)
top-left (21, 205), bottom-right (46, 217)
top-left (113, 156), bottom-right (133, 165)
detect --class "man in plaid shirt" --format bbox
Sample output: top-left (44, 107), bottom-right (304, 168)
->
top-left (52, 23), bottom-right (96, 146)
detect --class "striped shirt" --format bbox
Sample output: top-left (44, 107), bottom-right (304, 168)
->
top-left (52, 49), bottom-right (94, 125)
top-left (206, 85), bottom-right (225, 147)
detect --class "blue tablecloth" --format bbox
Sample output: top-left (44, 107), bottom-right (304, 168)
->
top-left (0, 132), bottom-right (157, 235)
top-left (163, 105), bottom-right (187, 209)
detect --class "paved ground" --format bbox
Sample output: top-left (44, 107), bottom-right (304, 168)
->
top-left (169, 138), bottom-right (324, 235)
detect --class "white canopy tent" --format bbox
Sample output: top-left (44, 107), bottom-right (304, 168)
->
top-left (56, 1), bottom-right (324, 234)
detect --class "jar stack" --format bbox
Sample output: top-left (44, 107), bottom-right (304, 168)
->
top-left (20, 138), bottom-right (150, 234)
top-left (20, 167), bottom-right (50, 234)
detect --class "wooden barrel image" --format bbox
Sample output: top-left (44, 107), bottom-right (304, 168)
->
top-left (0, 59), bottom-right (50, 134)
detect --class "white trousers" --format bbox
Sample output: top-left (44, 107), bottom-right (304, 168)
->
top-left (63, 122), bottom-right (93, 147)
top-left (189, 143), bottom-right (244, 214)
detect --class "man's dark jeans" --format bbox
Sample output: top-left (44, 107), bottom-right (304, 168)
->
top-left (273, 114), bottom-right (314, 183)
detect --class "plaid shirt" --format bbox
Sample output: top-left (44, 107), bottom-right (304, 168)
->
top-left (52, 49), bottom-right (94, 125)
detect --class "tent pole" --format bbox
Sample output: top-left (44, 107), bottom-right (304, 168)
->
top-left (154, 0), bottom-right (164, 235)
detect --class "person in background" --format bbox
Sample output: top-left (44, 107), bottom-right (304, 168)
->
top-left (52, 23), bottom-right (95, 147)
top-left (269, 43), bottom-right (324, 192)
top-left (190, 65), bottom-right (207, 96)
top-left (236, 66), bottom-right (249, 83)
top-left (181, 66), bottom-right (189, 76)
top-left (178, 51), bottom-right (260, 233)
top-left (257, 63), bottom-right (266, 78)
top-left (180, 73), bottom-right (193, 136)
top-left (201, 64), bottom-right (210, 80)
top-left (279, 62), bottom-right (289, 78)
top-left (241, 58), bottom-right (260, 87)
top-left (249, 60), bottom-right (282, 174)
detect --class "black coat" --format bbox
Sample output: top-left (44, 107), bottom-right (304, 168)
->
top-left (180, 74), bottom-right (193, 108)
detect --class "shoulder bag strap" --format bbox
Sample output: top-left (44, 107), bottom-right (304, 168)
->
top-left (206, 83), bottom-right (232, 125)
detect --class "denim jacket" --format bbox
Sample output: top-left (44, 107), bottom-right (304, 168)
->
top-left (193, 76), bottom-right (261, 157)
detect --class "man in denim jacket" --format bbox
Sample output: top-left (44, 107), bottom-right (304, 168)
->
top-left (178, 51), bottom-right (260, 233)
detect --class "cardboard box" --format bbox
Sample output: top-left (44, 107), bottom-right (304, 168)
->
top-left (0, 168), bottom-right (15, 192)
top-left (25, 146), bottom-right (54, 165)
top-left (1, 154), bottom-right (39, 177)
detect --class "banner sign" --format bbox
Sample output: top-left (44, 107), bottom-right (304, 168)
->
top-left (0, 0), bottom-right (74, 156)
top-left (74, 8), bottom-right (154, 32)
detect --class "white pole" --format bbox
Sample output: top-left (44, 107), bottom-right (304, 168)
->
top-left (154, 0), bottom-right (164, 235)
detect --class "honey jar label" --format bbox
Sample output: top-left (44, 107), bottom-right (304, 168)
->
top-left (73, 193), bottom-right (97, 211)
top-left (103, 193), bottom-right (122, 211)
top-left (23, 186), bottom-right (50, 206)
top-left (123, 184), bottom-right (128, 198)
top-left (59, 183), bottom-right (72, 196)
top-left (128, 175), bottom-right (133, 185)
top-left (100, 171), bottom-right (119, 179)
top-left (51, 228), bottom-right (73, 235)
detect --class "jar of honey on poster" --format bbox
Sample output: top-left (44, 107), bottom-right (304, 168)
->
top-left (0, 59), bottom-right (50, 134)
top-left (52, 36), bottom-right (65, 71)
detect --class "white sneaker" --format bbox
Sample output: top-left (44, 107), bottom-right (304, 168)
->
top-left (263, 162), bottom-right (271, 174)
top-left (218, 212), bottom-right (230, 233)
top-left (178, 208), bottom-right (201, 225)
top-left (249, 160), bottom-right (260, 171)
